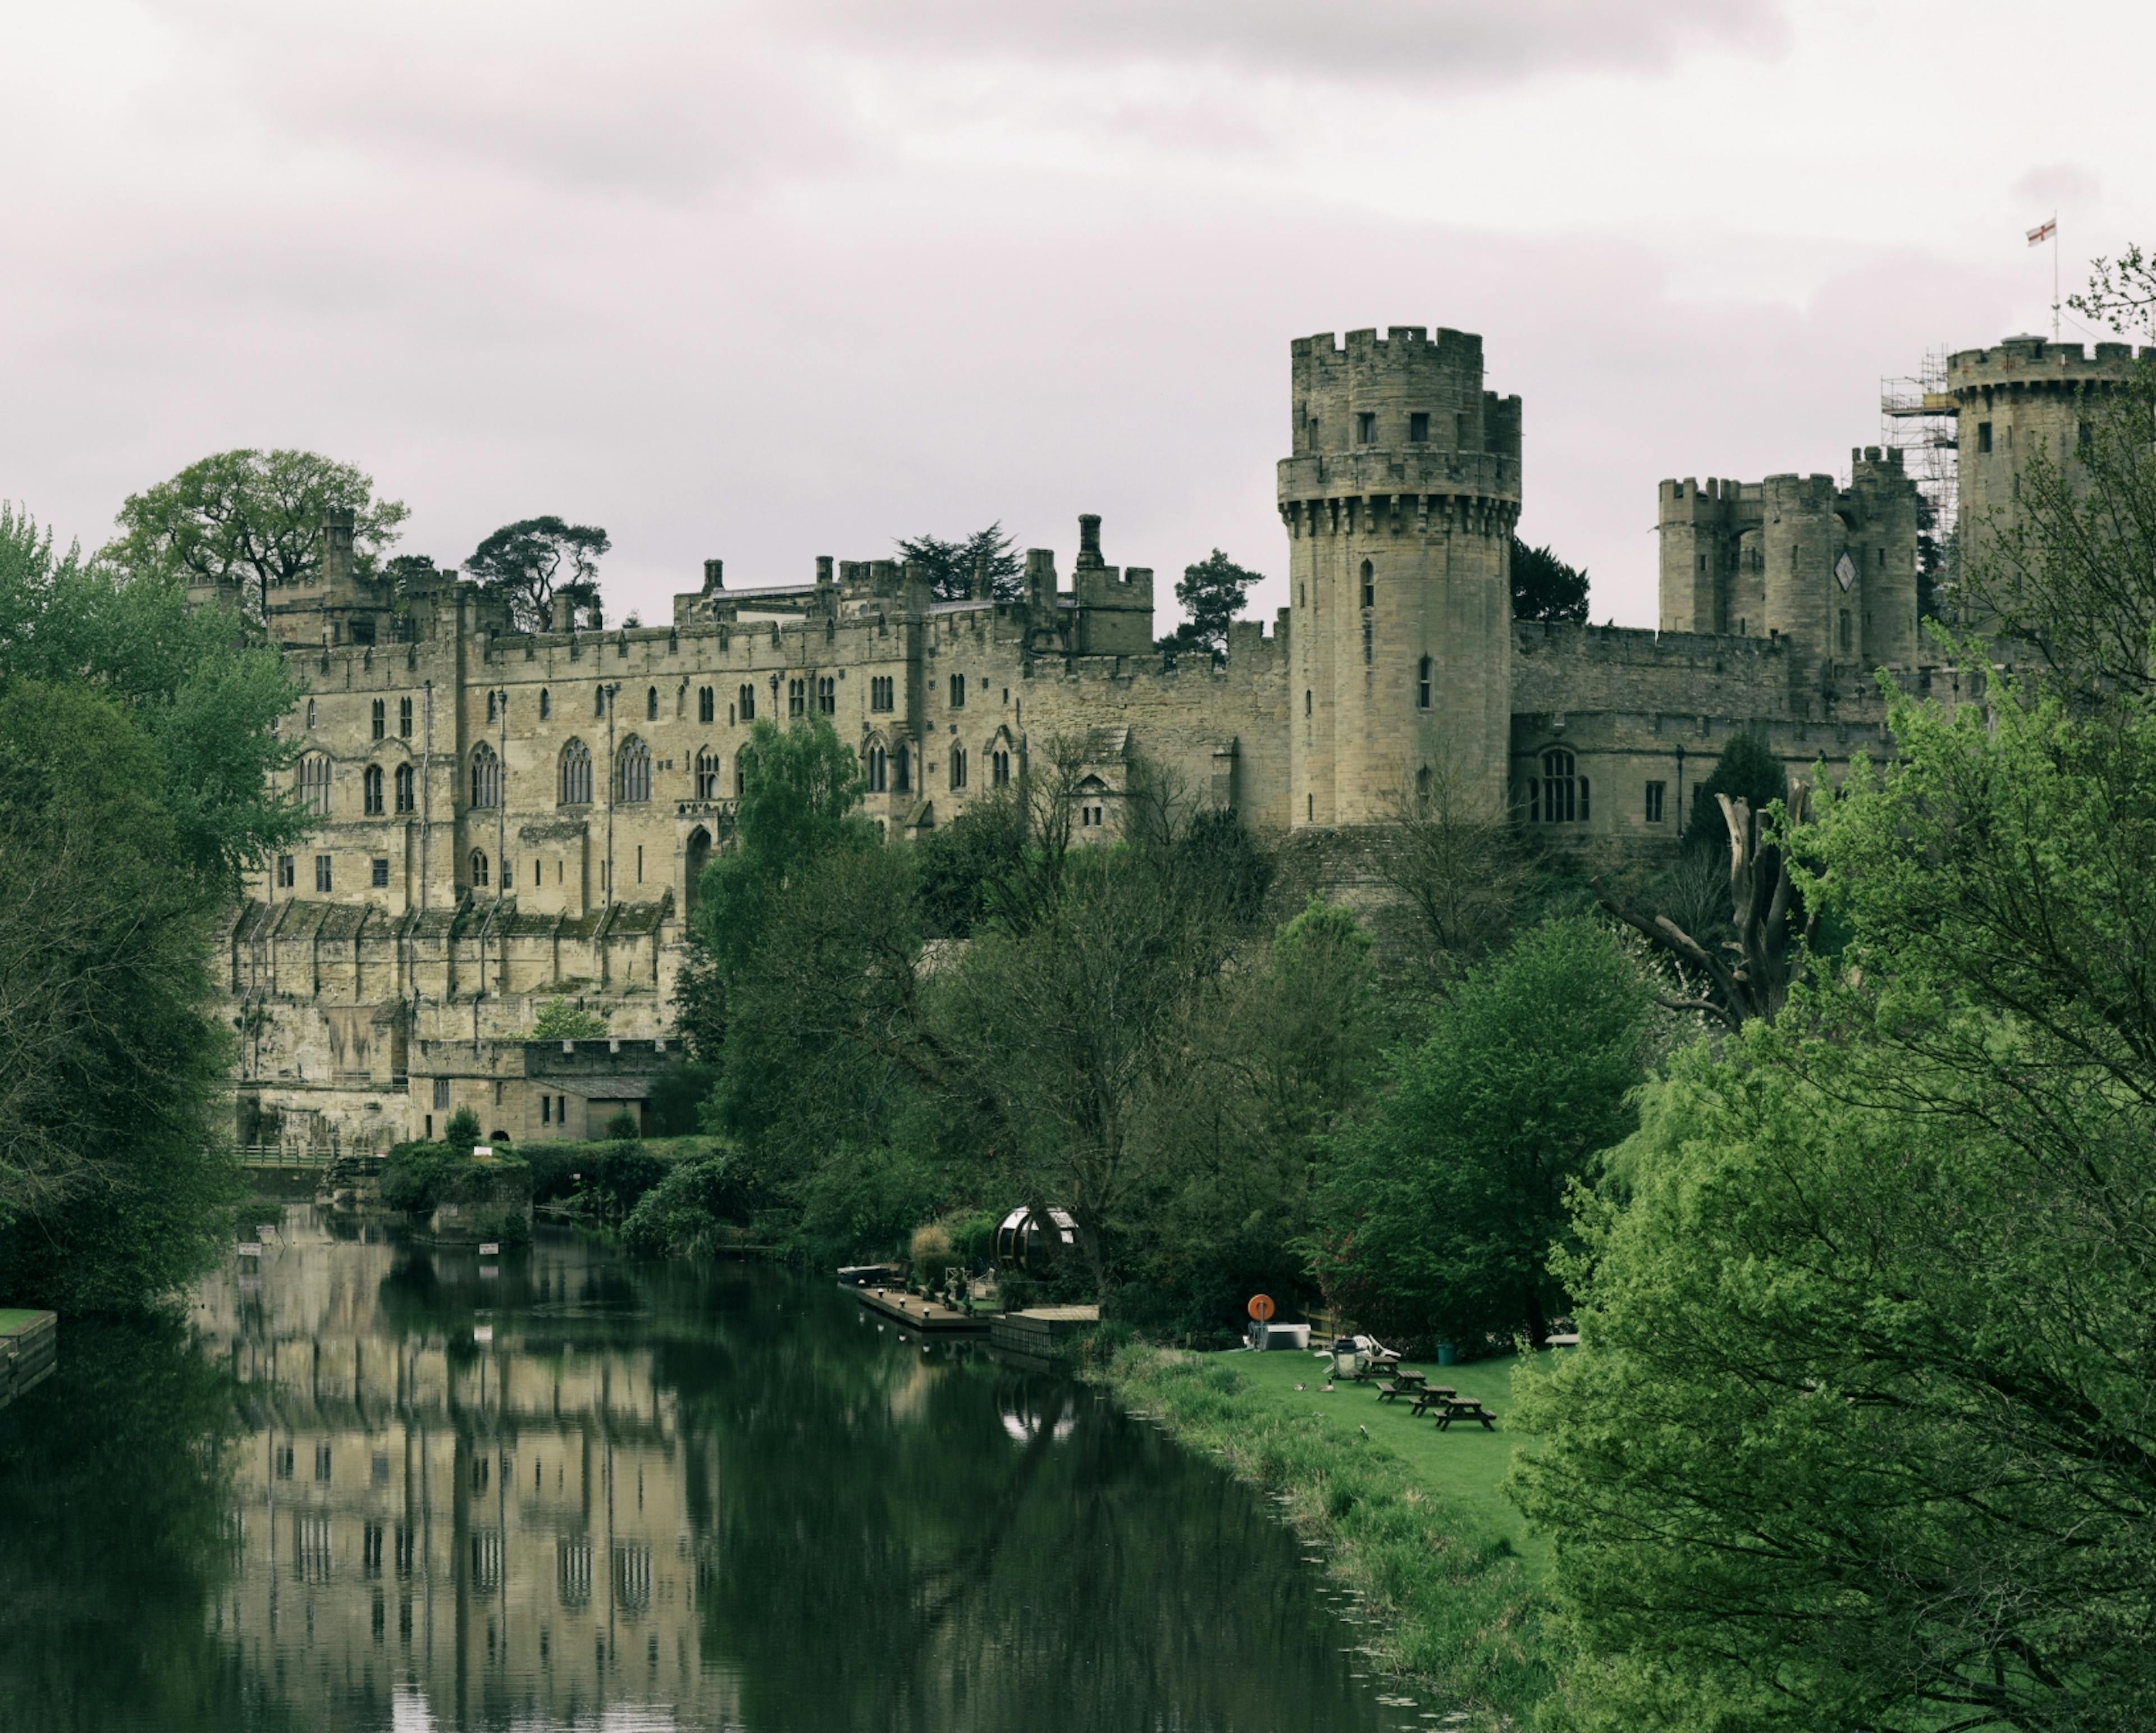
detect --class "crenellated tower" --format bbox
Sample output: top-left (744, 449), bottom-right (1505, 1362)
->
top-left (1278, 326), bottom-right (1520, 827)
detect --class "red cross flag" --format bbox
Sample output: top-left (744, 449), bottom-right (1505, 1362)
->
top-left (2028, 218), bottom-right (2057, 246)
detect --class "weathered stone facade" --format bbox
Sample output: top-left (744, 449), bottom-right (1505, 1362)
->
top-left (221, 323), bottom-right (2107, 1155)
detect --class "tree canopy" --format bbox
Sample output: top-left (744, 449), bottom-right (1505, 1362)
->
top-left (1156, 548), bottom-right (1263, 659)
top-left (893, 523), bottom-right (1022, 603)
top-left (109, 448), bottom-right (408, 624)
top-left (467, 516), bottom-right (610, 633)
top-left (1511, 536), bottom-right (1590, 623)
top-left (1311, 917), bottom-right (1652, 1347)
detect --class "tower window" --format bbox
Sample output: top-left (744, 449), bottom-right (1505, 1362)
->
top-left (1356, 411), bottom-right (1375, 445)
top-left (1360, 560), bottom-right (1374, 610)
top-left (614, 736), bottom-right (651, 803)
top-left (695, 747), bottom-right (720, 801)
top-left (558, 739), bottom-right (592, 806)
top-left (1839, 610), bottom-right (1852, 653)
top-left (1409, 412), bottom-right (1429, 443)
top-left (276, 854), bottom-right (295, 889)
top-left (399, 696), bottom-right (413, 738)
top-left (738, 683), bottom-right (755, 721)
top-left (698, 685), bottom-right (714, 723)
top-left (1646, 780), bottom-right (1665, 824)
top-left (540, 689), bottom-right (551, 720)
top-left (948, 673), bottom-right (966, 708)
top-left (871, 675), bottom-right (894, 712)
top-left (395, 762), bottom-right (415, 813)
top-left (867, 744), bottom-right (887, 793)
top-left (786, 678), bottom-right (805, 717)
top-left (594, 685), bottom-right (607, 717)
top-left (363, 764), bottom-right (384, 815)
top-left (1417, 656), bottom-right (1432, 709)
top-left (646, 685), bottom-right (658, 721)
top-left (1304, 689), bottom-right (1312, 717)
top-left (2078, 420), bottom-right (2093, 448)
top-left (470, 743), bottom-right (501, 809)
top-left (949, 747), bottom-right (967, 790)
top-left (894, 746), bottom-right (911, 793)
top-left (818, 676), bottom-right (835, 715)
top-left (1538, 748), bottom-right (1582, 824)
top-left (1363, 619), bottom-right (1373, 665)
top-left (470, 851), bottom-right (488, 888)
top-left (315, 854), bottom-right (333, 893)
top-left (1977, 421), bottom-right (1993, 454)
top-left (371, 699), bottom-right (385, 741)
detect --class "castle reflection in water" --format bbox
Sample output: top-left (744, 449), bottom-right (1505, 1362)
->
top-left (190, 1208), bottom-right (738, 1728)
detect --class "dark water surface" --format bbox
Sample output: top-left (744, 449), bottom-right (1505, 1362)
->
top-left (0, 1205), bottom-right (1442, 1732)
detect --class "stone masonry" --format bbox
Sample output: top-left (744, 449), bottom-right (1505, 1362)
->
top-left (216, 324), bottom-right (2111, 1155)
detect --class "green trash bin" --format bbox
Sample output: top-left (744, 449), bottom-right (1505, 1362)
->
top-left (1437, 1342), bottom-right (1456, 1366)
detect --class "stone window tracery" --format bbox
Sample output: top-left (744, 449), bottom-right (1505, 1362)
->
top-left (470, 743), bottom-right (502, 809)
top-left (363, 763), bottom-right (385, 815)
top-left (615, 735), bottom-right (651, 804)
top-left (559, 739), bottom-right (592, 806)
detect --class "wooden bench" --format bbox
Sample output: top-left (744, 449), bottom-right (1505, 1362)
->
top-left (1407, 1384), bottom-right (1459, 1416)
top-left (1434, 1398), bottom-right (1496, 1432)
top-left (1373, 1379), bottom-right (1409, 1402)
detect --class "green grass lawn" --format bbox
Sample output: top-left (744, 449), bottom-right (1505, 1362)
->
top-left (1226, 1347), bottom-right (1552, 1572)
top-left (0, 1309), bottom-right (53, 1334)
top-left (1099, 1340), bottom-right (1563, 1723)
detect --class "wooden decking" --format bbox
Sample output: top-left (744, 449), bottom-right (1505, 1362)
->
top-left (0, 1310), bottom-right (57, 1412)
top-left (989, 1305), bottom-right (1100, 1356)
top-left (851, 1286), bottom-right (991, 1333)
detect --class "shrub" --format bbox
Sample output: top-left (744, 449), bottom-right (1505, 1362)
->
top-left (381, 1142), bottom-right (531, 1215)
top-left (443, 1106), bottom-right (481, 1151)
top-left (908, 1220), bottom-right (953, 1266)
top-left (603, 1109), bottom-right (641, 1140)
top-left (531, 998), bottom-right (607, 1039)
top-left (586, 1144), bottom-right (666, 1220)
top-left (647, 1061), bottom-right (719, 1135)
top-left (622, 1152), bottom-right (768, 1258)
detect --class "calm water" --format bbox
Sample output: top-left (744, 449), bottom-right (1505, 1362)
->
top-left (0, 1204), bottom-right (1436, 1733)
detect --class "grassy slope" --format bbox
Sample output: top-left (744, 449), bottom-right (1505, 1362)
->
top-left (1098, 1342), bottom-right (1556, 1727)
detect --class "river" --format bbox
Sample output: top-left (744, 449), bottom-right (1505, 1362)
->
top-left (0, 1199), bottom-right (1446, 1732)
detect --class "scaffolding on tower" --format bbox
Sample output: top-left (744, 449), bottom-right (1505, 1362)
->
top-left (1881, 349), bottom-right (1958, 600)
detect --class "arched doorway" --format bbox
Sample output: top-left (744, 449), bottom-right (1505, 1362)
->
top-left (684, 826), bottom-right (712, 912)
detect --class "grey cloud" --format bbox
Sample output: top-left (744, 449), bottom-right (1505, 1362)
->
top-left (780, 0), bottom-right (1789, 84)
top-left (2013, 163), bottom-right (2099, 211)
top-left (139, 0), bottom-right (853, 200)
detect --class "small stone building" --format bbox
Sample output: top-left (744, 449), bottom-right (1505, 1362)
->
top-left (406, 1037), bottom-right (669, 1144)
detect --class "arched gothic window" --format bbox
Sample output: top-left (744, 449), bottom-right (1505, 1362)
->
top-left (594, 685), bottom-right (607, 717)
top-left (470, 849), bottom-right (490, 889)
top-left (615, 735), bottom-right (651, 804)
top-left (395, 763), bottom-right (415, 813)
top-left (298, 754), bottom-right (332, 817)
top-left (1417, 656), bottom-right (1433, 709)
top-left (486, 691), bottom-right (497, 723)
top-left (949, 747), bottom-right (967, 791)
top-left (733, 747), bottom-right (750, 799)
top-left (1529, 747), bottom-right (1587, 824)
top-left (698, 686), bottom-right (714, 724)
top-left (539, 688), bottom-right (551, 720)
top-left (695, 747), bottom-right (721, 801)
top-left (866, 743), bottom-right (888, 793)
top-left (559, 739), bottom-right (593, 806)
top-left (646, 685), bottom-right (659, 721)
top-left (470, 743), bottom-right (502, 809)
top-left (363, 764), bottom-right (385, 815)
top-left (738, 683), bottom-right (755, 721)
top-left (894, 744), bottom-right (911, 794)
top-left (992, 749), bottom-right (1011, 787)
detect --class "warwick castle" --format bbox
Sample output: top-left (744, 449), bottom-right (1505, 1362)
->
top-left (214, 326), bottom-right (2149, 1156)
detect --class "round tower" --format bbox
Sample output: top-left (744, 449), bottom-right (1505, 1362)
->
top-left (1949, 335), bottom-right (2148, 577)
top-left (1278, 327), bottom-right (1521, 828)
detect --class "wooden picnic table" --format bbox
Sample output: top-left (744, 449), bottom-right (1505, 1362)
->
top-left (1406, 1384), bottom-right (1459, 1415)
top-left (1433, 1397), bottom-right (1497, 1432)
top-left (1392, 1368), bottom-right (1427, 1387)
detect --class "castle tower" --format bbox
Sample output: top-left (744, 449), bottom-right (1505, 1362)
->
top-left (1658, 452), bottom-right (1920, 668)
top-left (1278, 327), bottom-right (1520, 828)
top-left (1947, 335), bottom-right (2148, 583)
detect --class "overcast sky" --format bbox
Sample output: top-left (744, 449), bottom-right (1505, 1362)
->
top-left (3, 1), bottom-right (2146, 629)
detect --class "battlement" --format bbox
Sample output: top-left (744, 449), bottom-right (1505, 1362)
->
top-left (1947, 336), bottom-right (2151, 390)
top-left (1290, 324), bottom-right (1509, 461)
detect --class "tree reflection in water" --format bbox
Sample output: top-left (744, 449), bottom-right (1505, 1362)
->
top-left (0, 1211), bottom-right (1390, 1733)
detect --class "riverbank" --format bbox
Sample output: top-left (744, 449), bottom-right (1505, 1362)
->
top-left (1094, 1342), bottom-right (1554, 1728)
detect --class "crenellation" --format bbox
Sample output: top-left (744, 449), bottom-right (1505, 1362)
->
top-left (210, 322), bottom-right (2044, 1155)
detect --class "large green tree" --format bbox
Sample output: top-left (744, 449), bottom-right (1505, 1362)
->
top-left (1511, 536), bottom-right (1591, 623)
top-left (467, 515), bottom-right (609, 633)
top-left (1310, 917), bottom-right (1652, 1346)
top-left (0, 506), bottom-right (300, 1309)
top-left (1155, 548), bottom-right (1263, 660)
top-left (894, 523), bottom-right (1021, 603)
top-left (1514, 661), bottom-right (2156, 1726)
top-left (109, 447), bottom-right (408, 625)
